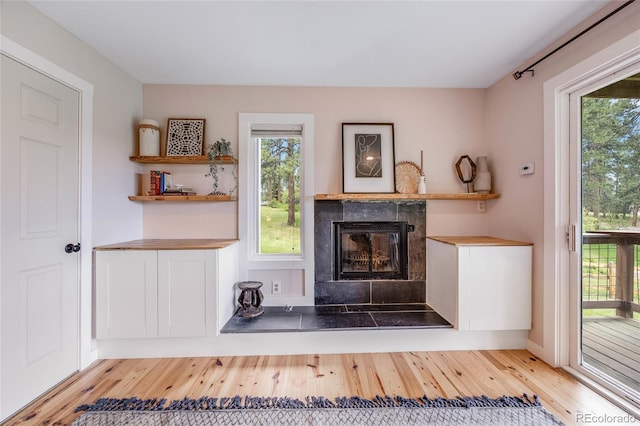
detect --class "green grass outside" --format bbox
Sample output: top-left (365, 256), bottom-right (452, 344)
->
top-left (582, 309), bottom-right (640, 319)
top-left (259, 205), bottom-right (300, 254)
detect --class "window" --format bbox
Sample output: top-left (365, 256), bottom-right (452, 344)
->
top-left (238, 113), bottom-right (314, 303)
top-left (254, 126), bottom-right (302, 255)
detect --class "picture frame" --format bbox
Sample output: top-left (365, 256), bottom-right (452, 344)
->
top-left (342, 122), bottom-right (395, 193)
top-left (166, 118), bottom-right (206, 156)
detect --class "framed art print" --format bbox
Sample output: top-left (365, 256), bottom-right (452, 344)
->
top-left (166, 118), bottom-right (206, 156)
top-left (342, 122), bottom-right (395, 193)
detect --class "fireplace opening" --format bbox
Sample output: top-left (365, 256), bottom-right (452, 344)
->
top-left (333, 221), bottom-right (410, 280)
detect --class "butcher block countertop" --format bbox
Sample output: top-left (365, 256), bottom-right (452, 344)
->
top-left (427, 236), bottom-right (532, 246)
top-left (94, 239), bottom-right (239, 250)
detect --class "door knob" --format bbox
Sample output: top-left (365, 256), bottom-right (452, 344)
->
top-left (65, 243), bottom-right (81, 253)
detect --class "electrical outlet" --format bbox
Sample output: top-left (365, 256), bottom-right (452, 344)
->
top-left (477, 201), bottom-right (485, 212)
top-left (272, 280), bottom-right (281, 294)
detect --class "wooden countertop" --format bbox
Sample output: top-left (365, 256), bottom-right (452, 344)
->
top-left (94, 239), bottom-right (239, 250)
top-left (427, 236), bottom-right (532, 246)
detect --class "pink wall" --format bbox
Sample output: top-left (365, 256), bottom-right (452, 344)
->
top-left (141, 2), bottom-right (640, 350)
top-left (486, 1), bottom-right (640, 346)
top-left (142, 85), bottom-right (490, 238)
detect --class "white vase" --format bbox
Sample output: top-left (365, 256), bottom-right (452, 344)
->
top-left (139, 119), bottom-right (160, 156)
top-left (418, 175), bottom-right (427, 194)
top-left (474, 156), bottom-right (491, 194)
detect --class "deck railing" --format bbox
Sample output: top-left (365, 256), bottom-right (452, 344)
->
top-left (582, 231), bottom-right (640, 318)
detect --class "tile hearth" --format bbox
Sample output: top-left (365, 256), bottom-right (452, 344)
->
top-left (220, 303), bottom-right (452, 333)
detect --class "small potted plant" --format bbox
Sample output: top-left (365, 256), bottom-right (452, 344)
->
top-left (211, 138), bottom-right (232, 159)
top-left (205, 138), bottom-right (238, 196)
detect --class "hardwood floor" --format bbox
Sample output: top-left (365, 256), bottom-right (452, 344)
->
top-left (3, 350), bottom-right (632, 425)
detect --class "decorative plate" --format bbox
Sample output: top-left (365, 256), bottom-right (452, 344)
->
top-left (395, 161), bottom-right (422, 194)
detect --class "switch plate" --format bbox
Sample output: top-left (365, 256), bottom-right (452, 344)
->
top-left (272, 280), bottom-right (281, 294)
top-left (520, 162), bottom-right (535, 175)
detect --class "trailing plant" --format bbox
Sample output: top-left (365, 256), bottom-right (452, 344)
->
top-left (205, 138), bottom-right (238, 196)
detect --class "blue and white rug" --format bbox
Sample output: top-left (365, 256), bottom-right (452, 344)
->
top-left (73, 394), bottom-right (564, 425)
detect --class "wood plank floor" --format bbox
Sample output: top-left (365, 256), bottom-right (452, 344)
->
top-left (3, 350), bottom-right (632, 426)
top-left (583, 317), bottom-right (640, 391)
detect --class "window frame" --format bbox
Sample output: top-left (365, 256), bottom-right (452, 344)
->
top-left (238, 113), bottom-right (315, 303)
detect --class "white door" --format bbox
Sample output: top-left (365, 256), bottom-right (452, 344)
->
top-left (1, 54), bottom-right (80, 420)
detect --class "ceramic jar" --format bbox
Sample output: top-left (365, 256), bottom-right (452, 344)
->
top-left (474, 156), bottom-right (491, 194)
top-left (139, 119), bottom-right (160, 156)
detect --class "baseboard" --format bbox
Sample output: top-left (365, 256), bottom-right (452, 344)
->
top-left (525, 339), bottom-right (545, 361)
top-left (97, 328), bottom-right (530, 359)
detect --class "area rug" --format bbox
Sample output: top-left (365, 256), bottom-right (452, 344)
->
top-left (72, 394), bottom-right (564, 425)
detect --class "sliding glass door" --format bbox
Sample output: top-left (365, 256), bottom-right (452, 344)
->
top-left (571, 66), bottom-right (640, 406)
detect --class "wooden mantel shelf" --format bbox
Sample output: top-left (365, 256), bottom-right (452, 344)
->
top-left (315, 193), bottom-right (500, 201)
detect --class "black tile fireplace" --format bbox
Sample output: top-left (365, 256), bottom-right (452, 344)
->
top-left (333, 221), bottom-right (410, 281)
top-left (314, 200), bottom-right (426, 306)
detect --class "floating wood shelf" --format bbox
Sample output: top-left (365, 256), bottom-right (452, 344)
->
top-left (128, 195), bottom-right (234, 202)
top-left (129, 155), bottom-right (235, 165)
top-left (314, 193), bottom-right (500, 201)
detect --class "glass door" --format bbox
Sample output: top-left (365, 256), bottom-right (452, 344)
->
top-left (572, 68), bottom-right (640, 405)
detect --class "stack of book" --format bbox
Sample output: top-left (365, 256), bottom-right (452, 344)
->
top-left (149, 171), bottom-right (196, 195)
top-left (162, 187), bottom-right (196, 196)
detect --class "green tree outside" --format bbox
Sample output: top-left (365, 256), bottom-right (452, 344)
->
top-left (259, 137), bottom-right (301, 254)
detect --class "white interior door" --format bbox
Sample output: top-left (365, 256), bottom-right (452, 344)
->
top-left (1, 54), bottom-right (80, 420)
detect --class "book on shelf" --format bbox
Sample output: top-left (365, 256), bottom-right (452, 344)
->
top-left (163, 186), bottom-right (194, 193)
top-left (148, 171), bottom-right (173, 195)
top-left (161, 191), bottom-right (197, 196)
top-left (162, 186), bottom-right (195, 196)
top-left (160, 172), bottom-right (172, 193)
top-left (149, 170), bottom-right (161, 195)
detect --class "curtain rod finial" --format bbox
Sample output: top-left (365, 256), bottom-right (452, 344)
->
top-left (513, 69), bottom-right (534, 81)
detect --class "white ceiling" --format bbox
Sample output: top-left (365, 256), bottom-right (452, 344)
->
top-left (27, 0), bottom-right (611, 88)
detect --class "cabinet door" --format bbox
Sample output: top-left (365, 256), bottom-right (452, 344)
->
top-left (157, 250), bottom-right (216, 337)
top-left (458, 246), bottom-right (532, 331)
top-left (95, 250), bottom-right (158, 339)
top-left (426, 239), bottom-right (458, 327)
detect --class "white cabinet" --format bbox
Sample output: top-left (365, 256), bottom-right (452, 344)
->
top-left (427, 236), bottom-right (532, 331)
top-left (96, 248), bottom-right (220, 339)
top-left (157, 250), bottom-right (215, 337)
top-left (95, 250), bottom-right (158, 339)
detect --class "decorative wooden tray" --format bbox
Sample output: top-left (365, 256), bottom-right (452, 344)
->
top-left (395, 161), bottom-right (422, 194)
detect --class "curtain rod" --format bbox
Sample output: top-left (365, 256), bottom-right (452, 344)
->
top-left (513, 0), bottom-right (636, 80)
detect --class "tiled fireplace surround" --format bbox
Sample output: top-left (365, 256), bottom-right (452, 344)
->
top-left (314, 200), bottom-right (426, 305)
